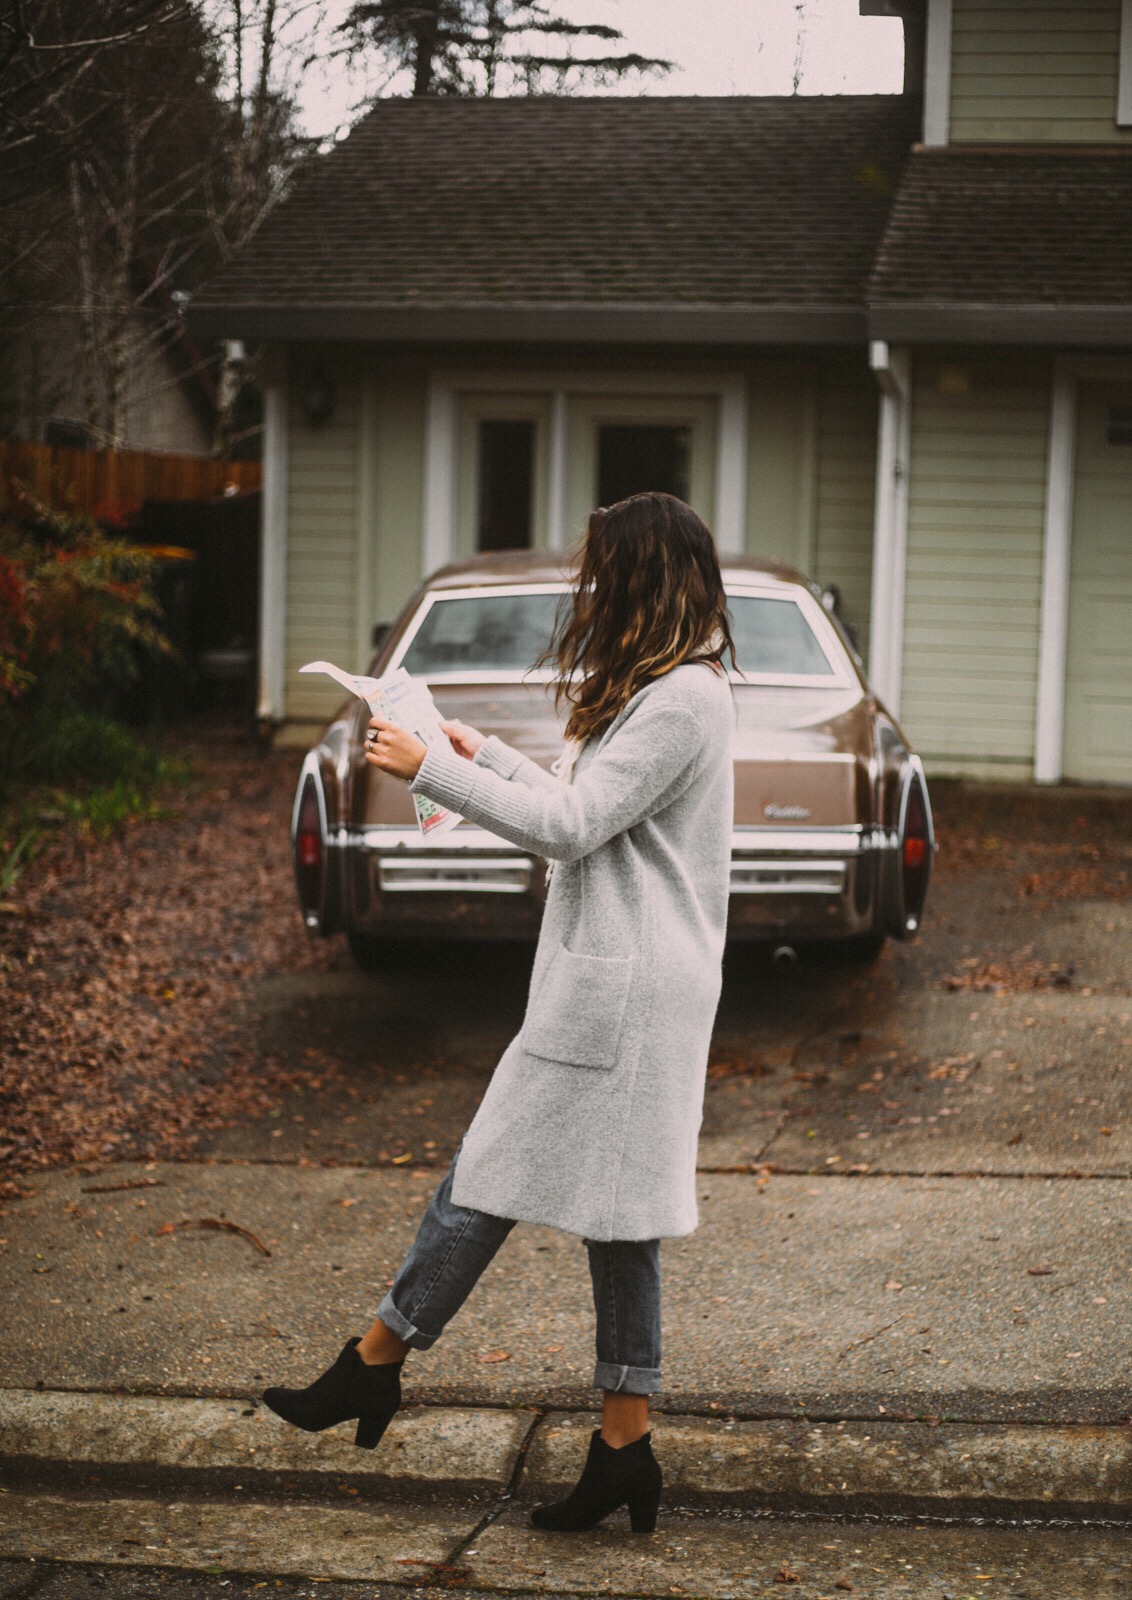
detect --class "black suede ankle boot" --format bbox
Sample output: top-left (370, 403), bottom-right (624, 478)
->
top-left (530, 1430), bottom-right (662, 1533)
top-left (262, 1337), bottom-right (403, 1449)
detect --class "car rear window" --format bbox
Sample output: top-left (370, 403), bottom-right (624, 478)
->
top-left (400, 588), bottom-right (837, 680)
top-left (400, 592), bottom-right (565, 675)
top-left (727, 595), bottom-right (836, 677)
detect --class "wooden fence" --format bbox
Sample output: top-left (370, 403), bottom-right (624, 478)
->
top-left (0, 441), bottom-right (262, 516)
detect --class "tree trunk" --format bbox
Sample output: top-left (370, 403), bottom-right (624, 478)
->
top-left (106, 114), bottom-right (140, 449)
top-left (68, 159), bottom-right (102, 440)
top-left (412, 0), bottom-right (442, 94)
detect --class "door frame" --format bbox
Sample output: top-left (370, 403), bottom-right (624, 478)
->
top-left (421, 367), bottom-right (748, 576)
top-left (1035, 354), bottom-right (1132, 782)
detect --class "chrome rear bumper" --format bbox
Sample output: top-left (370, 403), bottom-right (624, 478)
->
top-left (338, 823), bottom-right (892, 926)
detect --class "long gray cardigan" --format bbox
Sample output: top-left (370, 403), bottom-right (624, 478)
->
top-left (410, 662), bottom-right (734, 1241)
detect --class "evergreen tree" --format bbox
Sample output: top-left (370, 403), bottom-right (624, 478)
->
top-left (339, 0), bottom-right (671, 97)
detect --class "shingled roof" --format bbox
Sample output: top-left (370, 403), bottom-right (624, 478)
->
top-left (868, 147), bottom-right (1132, 345)
top-left (187, 95), bottom-right (918, 346)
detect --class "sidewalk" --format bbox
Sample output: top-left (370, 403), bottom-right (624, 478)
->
top-left (3, 1148), bottom-right (1129, 1520)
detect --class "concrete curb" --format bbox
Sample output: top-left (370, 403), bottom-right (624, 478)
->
top-left (3, 1389), bottom-right (1130, 1521)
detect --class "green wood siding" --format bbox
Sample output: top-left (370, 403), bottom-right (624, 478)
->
top-left (745, 361), bottom-right (876, 659)
top-left (901, 354), bottom-right (1052, 775)
top-left (950, 0), bottom-right (1130, 143)
top-left (282, 353), bottom-right (879, 730)
top-left (813, 368), bottom-right (877, 663)
top-left (285, 355), bottom-right (360, 723)
top-left (745, 367), bottom-right (816, 573)
top-left (370, 366), bottom-right (426, 633)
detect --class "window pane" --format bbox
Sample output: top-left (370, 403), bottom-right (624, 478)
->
top-left (478, 420), bottom-right (534, 550)
top-left (728, 595), bottom-right (836, 676)
top-left (401, 593), bottom-right (564, 675)
top-left (597, 423), bottom-right (691, 506)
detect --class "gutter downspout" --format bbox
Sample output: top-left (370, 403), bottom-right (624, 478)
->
top-left (868, 341), bottom-right (912, 718)
top-left (258, 369), bottom-right (289, 725)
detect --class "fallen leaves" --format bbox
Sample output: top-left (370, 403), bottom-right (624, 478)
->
top-left (942, 956), bottom-right (1072, 994)
top-left (773, 1567), bottom-right (800, 1584)
top-left (0, 738), bottom-right (344, 1181)
top-left (476, 1349), bottom-right (511, 1364)
top-left (155, 1216), bottom-right (271, 1256)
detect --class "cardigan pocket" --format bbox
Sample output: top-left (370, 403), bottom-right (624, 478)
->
top-left (523, 943), bottom-right (633, 1071)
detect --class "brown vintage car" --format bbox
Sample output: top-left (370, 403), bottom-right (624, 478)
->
top-left (292, 551), bottom-right (934, 968)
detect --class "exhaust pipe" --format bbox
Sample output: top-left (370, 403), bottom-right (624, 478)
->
top-left (772, 944), bottom-right (798, 969)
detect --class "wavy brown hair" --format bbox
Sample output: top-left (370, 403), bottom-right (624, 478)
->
top-left (544, 493), bottom-right (736, 744)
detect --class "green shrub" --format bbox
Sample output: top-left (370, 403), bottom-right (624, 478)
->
top-left (15, 710), bottom-right (164, 786)
top-left (0, 494), bottom-right (173, 797)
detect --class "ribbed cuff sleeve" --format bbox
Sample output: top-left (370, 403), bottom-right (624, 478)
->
top-left (473, 735), bottom-right (525, 780)
top-left (410, 744), bottom-right (480, 814)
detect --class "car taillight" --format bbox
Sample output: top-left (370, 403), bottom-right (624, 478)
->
top-left (901, 776), bottom-right (931, 931)
top-left (294, 776), bottom-right (324, 917)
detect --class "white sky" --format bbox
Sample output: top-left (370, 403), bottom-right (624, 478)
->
top-left (296, 0), bottom-right (905, 140)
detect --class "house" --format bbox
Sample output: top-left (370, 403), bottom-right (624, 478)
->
top-left (187, 0), bottom-right (1132, 787)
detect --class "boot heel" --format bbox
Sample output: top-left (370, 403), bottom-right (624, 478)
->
top-left (354, 1410), bottom-right (389, 1450)
top-left (627, 1483), bottom-right (660, 1533)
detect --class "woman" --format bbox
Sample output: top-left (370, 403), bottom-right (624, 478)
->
top-left (263, 493), bottom-right (735, 1534)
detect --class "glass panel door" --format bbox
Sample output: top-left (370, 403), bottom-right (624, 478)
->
top-left (597, 423), bottom-right (692, 506)
top-left (478, 419), bottom-right (535, 550)
top-left (455, 394), bottom-right (549, 556)
top-left (564, 393), bottom-right (717, 543)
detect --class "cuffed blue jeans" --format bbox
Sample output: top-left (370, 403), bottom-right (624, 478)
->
top-left (375, 1154), bottom-right (662, 1395)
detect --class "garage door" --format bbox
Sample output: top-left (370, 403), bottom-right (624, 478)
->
top-left (1063, 383), bottom-right (1132, 784)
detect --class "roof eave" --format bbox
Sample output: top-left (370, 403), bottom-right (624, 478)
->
top-left (184, 301), bottom-right (867, 347)
top-left (868, 303), bottom-right (1132, 347)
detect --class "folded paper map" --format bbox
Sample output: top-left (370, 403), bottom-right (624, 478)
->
top-left (299, 661), bottom-right (461, 838)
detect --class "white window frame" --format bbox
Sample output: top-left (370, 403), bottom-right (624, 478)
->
top-left (421, 368), bottom-right (748, 576)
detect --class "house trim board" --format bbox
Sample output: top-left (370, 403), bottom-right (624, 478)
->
top-left (923, 0), bottom-right (952, 147)
top-left (258, 375), bottom-right (289, 722)
top-left (547, 390), bottom-right (569, 551)
top-left (422, 379), bottom-right (457, 578)
top-left (1120, 0), bottom-right (1132, 127)
top-left (1034, 361), bottom-right (1077, 785)
top-left (421, 368), bottom-right (750, 575)
top-left (867, 341), bottom-right (911, 718)
top-left (185, 304), bottom-right (866, 348)
top-left (869, 306), bottom-right (1132, 347)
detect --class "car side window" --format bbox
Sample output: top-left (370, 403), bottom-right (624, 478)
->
top-left (727, 596), bottom-right (837, 678)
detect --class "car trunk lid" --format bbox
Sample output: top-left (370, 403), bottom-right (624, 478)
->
top-left (732, 685), bottom-right (874, 829)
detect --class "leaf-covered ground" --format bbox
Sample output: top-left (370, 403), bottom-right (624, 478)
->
top-left (2, 730), bottom-right (1130, 1186)
top-left (0, 724), bottom-right (344, 1184)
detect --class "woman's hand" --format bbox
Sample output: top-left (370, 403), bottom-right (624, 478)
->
top-left (440, 719), bottom-right (486, 761)
top-left (363, 714), bottom-right (428, 781)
